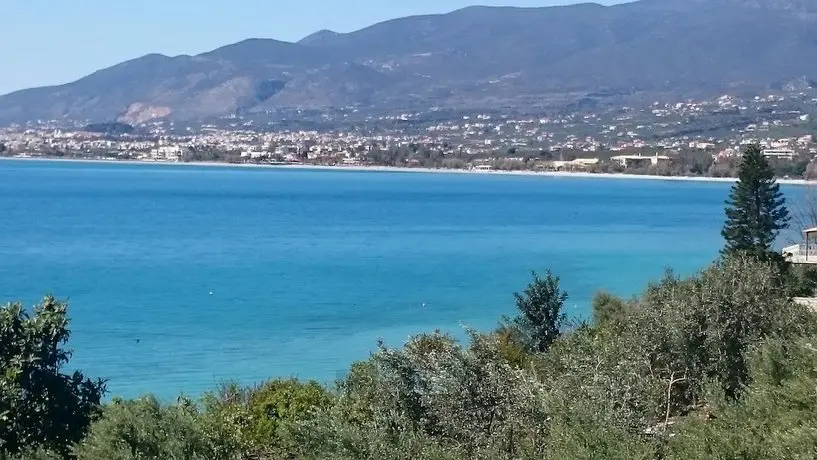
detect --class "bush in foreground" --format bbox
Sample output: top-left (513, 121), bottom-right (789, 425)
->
top-left (4, 255), bottom-right (817, 459)
top-left (667, 334), bottom-right (817, 459)
top-left (73, 396), bottom-right (237, 460)
top-left (202, 379), bottom-right (332, 458)
top-left (296, 330), bottom-right (551, 459)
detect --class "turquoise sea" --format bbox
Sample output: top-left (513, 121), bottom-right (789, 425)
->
top-left (0, 160), bottom-right (788, 398)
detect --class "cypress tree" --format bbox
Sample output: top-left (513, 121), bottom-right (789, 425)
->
top-left (721, 144), bottom-right (789, 259)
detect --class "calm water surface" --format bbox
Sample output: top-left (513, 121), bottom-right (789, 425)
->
top-left (0, 160), bottom-right (778, 397)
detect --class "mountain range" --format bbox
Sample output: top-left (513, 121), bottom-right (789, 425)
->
top-left (1, 0), bottom-right (816, 125)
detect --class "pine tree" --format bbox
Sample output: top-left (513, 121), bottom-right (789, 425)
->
top-left (722, 144), bottom-right (790, 259)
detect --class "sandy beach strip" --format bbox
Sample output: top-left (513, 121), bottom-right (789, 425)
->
top-left (1, 156), bottom-right (813, 186)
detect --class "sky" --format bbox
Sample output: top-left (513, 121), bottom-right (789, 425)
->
top-left (0, 0), bottom-right (623, 95)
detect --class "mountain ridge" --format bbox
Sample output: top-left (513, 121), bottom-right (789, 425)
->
top-left (1, 0), bottom-right (816, 125)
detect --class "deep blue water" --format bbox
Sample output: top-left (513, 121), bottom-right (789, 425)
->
top-left (0, 160), bottom-right (768, 398)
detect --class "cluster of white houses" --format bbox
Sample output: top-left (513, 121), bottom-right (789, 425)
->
top-left (549, 147), bottom-right (806, 172)
top-left (546, 153), bottom-right (672, 171)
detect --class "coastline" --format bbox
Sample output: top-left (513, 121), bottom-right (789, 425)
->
top-left (2, 156), bottom-right (813, 185)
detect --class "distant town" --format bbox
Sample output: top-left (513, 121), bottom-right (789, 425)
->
top-left (2, 90), bottom-right (817, 179)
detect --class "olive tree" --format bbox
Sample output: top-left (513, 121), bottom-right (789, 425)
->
top-left (668, 335), bottom-right (817, 459)
top-left (638, 255), bottom-right (811, 403)
top-left (299, 331), bottom-right (549, 459)
top-left (74, 396), bottom-right (238, 460)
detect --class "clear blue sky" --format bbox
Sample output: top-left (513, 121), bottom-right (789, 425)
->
top-left (2, 0), bottom-right (623, 95)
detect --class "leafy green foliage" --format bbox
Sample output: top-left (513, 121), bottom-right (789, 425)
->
top-left (73, 396), bottom-right (238, 460)
top-left (0, 297), bottom-right (105, 458)
top-left (591, 290), bottom-right (631, 325)
top-left (248, 379), bottom-right (331, 443)
top-left (1, 448), bottom-right (62, 460)
top-left (784, 263), bottom-right (817, 297)
top-left (295, 253), bottom-right (801, 460)
top-left (538, 255), bottom-right (811, 456)
top-left (493, 326), bottom-right (534, 369)
top-left (544, 402), bottom-right (657, 460)
top-left (541, 324), bottom-right (666, 436)
top-left (505, 271), bottom-right (568, 353)
top-left (299, 331), bottom-right (549, 458)
top-left (636, 256), bottom-right (810, 402)
top-left (667, 335), bottom-right (817, 459)
top-left (722, 143), bottom-right (790, 259)
top-left (202, 379), bottom-right (332, 458)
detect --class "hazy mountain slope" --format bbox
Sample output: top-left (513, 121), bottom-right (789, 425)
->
top-left (1, 0), bottom-right (815, 124)
top-left (0, 40), bottom-right (327, 124)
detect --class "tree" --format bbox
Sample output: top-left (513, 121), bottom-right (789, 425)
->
top-left (639, 256), bottom-right (808, 402)
top-left (667, 334), bottom-right (817, 459)
top-left (0, 297), bottom-right (106, 458)
top-left (722, 144), bottom-right (790, 259)
top-left (299, 331), bottom-right (548, 459)
top-left (505, 271), bottom-right (568, 353)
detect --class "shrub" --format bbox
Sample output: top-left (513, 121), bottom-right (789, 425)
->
top-left (636, 255), bottom-right (813, 404)
top-left (494, 326), bottom-right (534, 369)
top-left (541, 324), bottom-right (666, 436)
top-left (248, 379), bottom-right (332, 452)
top-left (784, 263), bottom-right (817, 297)
top-left (202, 379), bottom-right (332, 458)
top-left (668, 335), bottom-right (817, 459)
top-left (299, 331), bottom-right (549, 458)
top-left (545, 403), bottom-right (656, 460)
top-left (73, 396), bottom-right (238, 460)
top-left (591, 291), bottom-right (631, 325)
top-left (1, 449), bottom-right (62, 460)
top-left (9, 254), bottom-right (817, 459)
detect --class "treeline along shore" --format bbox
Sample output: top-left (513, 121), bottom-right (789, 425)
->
top-left (4, 145), bottom-right (817, 459)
